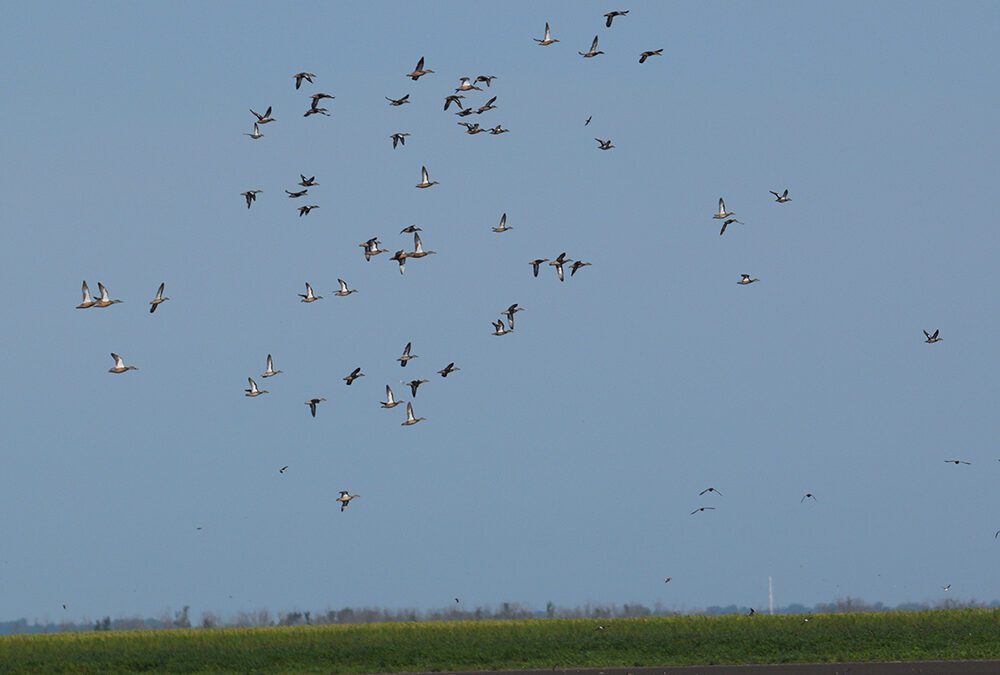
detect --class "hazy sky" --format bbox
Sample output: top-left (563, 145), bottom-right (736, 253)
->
top-left (2, 1), bottom-right (999, 623)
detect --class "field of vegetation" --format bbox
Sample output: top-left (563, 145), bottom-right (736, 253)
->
top-left (2, 609), bottom-right (1000, 673)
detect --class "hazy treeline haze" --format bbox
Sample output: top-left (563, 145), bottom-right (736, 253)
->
top-left (2, 597), bottom-right (995, 636)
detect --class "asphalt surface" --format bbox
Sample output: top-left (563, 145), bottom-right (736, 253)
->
top-left (417, 663), bottom-right (1000, 675)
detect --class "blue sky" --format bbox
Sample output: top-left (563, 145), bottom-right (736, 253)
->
top-left (2, 0), bottom-right (999, 622)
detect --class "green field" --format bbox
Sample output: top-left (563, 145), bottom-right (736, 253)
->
top-left (2, 610), bottom-right (1000, 673)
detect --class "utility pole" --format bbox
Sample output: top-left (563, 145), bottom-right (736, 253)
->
top-left (768, 576), bottom-right (774, 615)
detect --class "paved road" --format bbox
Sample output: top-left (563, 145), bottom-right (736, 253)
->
top-left (417, 662), bottom-right (1000, 675)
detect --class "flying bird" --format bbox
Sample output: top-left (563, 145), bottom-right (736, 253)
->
top-left (719, 218), bottom-right (743, 236)
top-left (585, 116), bottom-right (592, 126)
top-left (298, 205), bottom-right (320, 217)
top-left (402, 379), bottom-right (429, 397)
top-left (343, 367), bottom-right (364, 386)
top-left (381, 385), bottom-right (403, 409)
top-left (770, 189), bottom-right (792, 203)
top-left (402, 401), bottom-right (426, 426)
top-left (595, 138), bottom-right (614, 150)
top-left (334, 278), bottom-right (357, 296)
top-left (400, 225), bottom-right (422, 234)
top-left (639, 49), bottom-right (663, 64)
top-left (738, 274), bottom-right (759, 285)
top-left (942, 584), bottom-right (951, 592)
top-left (245, 377), bottom-right (267, 397)
top-left (241, 189), bottom-right (262, 209)
top-left (438, 362), bottom-right (460, 377)
top-left (699, 487), bottom-right (724, 496)
top-left (604, 10), bottom-right (629, 27)
top-left (250, 106), bottom-right (275, 124)
top-left (93, 282), bottom-right (122, 308)
top-left (549, 253), bottom-right (572, 282)
top-left (476, 96), bottom-right (498, 114)
top-left (406, 56), bottom-right (434, 80)
top-left (397, 342), bottom-right (418, 367)
top-left (924, 329), bottom-right (942, 343)
top-left (714, 198), bottom-right (734, 219)
top-left (108, 352), bottom-right (138, 374)
top-left (534, 21), bottom-right (559, 46)
top-left (360, 237), bottom-right (388, 262)
top-left (303, 106), bottom-right (330, 117)
top-left (310, 93), bottom-right (335, 107)
top-left (292, 72), bottom-right (316, 90)
top-left (262, 354), bottom-right (282, 378)
top-left (488, 124), bottom-right (510, 135)
top-left (299, 175), bottom-right (319, 187)
top-left (305, 398), bottom-right (327, 418)
top-left (286, 189), bottom-right (308, 198)
top-left (944, 459), bottom-right (971, 465)
top-left (664, 577), bottom-right (672, 584)
top-left (492, 213), bottom-right (512, 232)
top-left (504, 304), bottom-right (524, 328)
top-left (390, 250), bottom-right (408, 274)
top-left (244, 123), bottom-right (263, 140)
top-left (279, 466), bottom-right (289, 474)
top-left (444, 95), bottom-right (465, 111)
top-left (386, 94), bottom-right (410, 106)
top-left (148, 282), bottom-right (169, 314)
top-left (391, 132), bottom-right (410, 149)
top-left (801, 493), bottom-right (817, 502)
top-left (298, 283), bottom-right (322, 302)
top-left (476, 75), bottom-right (498, 87)
top-left (690, 507), bottom-right (716, 515)
top-left (579, 36), bottom-right (604, 58)
top-left (492, 318), bottom-right (513, 336)
top-left (415, 165), bottom-right (438, 188)
top-left (455, 77), bottom-right (482, 92)
top-left (336, 491), bottom-right (359, 512)
top-left (529, 259), bottom-right (549, 277)
top-left (570, 261), bottom-right (591, 276)
top-left (77, 281), bottom-right (96, 309)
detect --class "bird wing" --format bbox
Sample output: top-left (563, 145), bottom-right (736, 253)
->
top-left (338, 279), bottom-right (349, 293)
top-left (415, 56), bottom-right (424, 71)
top-left (421, 166), bottom-right (429, 182)
top-left (590, 35), bottom-right (599, 51)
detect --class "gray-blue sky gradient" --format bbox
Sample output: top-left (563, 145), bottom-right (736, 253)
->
top-left (2, 1), bottom-right (999, 622)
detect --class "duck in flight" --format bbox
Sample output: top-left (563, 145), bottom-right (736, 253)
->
top-left (738, 274), bottom-right (759, 285)
top-left (534, 21), bottom-right (559, 46)
top-left (299, 175), bottom-right (319, 187)
top-left (455, 77), bottom-right (483, 93)
top-left (529, 259), bottom-right (549, 277)
top-left (477, 96), bottom-right (498, 114)
top-left (93, 282), bottom-right (122, 308)
top-left (397, 342), bottom-right (418, 367)
top-left (293, 72), bottom-right (316, 90)
top-left (605, 10), bottom-right (629, 27)
top-left (714, 198), bottom-right (734, 219)
top-left (406, 57), bottom-right (434, 81)
top-left (241, 189), bottom-right (262, 209)
top-left (250, 106), bottom-right (274, 124)
top-left (400, 225), bottom-right (422, 234)
top-left (286, 189), bottom-right (308, 198)
top-left (245, 377), bottom-right (267, 397)
top-left (639, 49), bottom-right (663, 64)
top-left (770, 189), bottom-right (792, 203)
top-left (492, 213), bottom-right (512, 232)
top-left (310, 93), bottom-right (335, 108)
top-left (416, 166), bottom-right (439, 189)
top-left (298, 205), bottom-right (319, 217)
top-left (595, 138), bottom-right (614, 150)
top-left (386, 94), bottom-right (410, 107)
top-left (945, 459), bottom-right (971, 465)
top-left (549, 253), bottom-right (572, 282)
top-left (244, 123), bottom-right (263, 140)
top-left (108, 353), bottom-right (138, 374)
top-left (438, 362), bottom-right (460, 378)
top-left (570, 261), bottom-right (591, 277)
top-left (77, 281), bottom-right (96, 309)
top-left (262, 354), bottom-right (282, 378)
top-left (299, 283), bottom-right (322, 302)
top-left (924, 329), bottom-right (942, 343)
top-left (336, 491), bottom-right (359, 512)
top-left (148, 283), bottom-right (169, 313)
top-left (360, 237), bottom-right (388, 262)
top-left (343, 367), bottom-right (364, 386)
top-left (476, 75), bottom-right (498, 87)
top-left (700, 487), bottom-right (724, 496)
top-left (402, 379), bottom-right (429, 397)
top-left (304, 106), bottom-right (330, 117)
top-left (504, 304), bottom-right (524, 329)
top-left (390, 250), bottom-right (408, 274)
top-left (335, 279), bottom-right (357, 297)
top-left (305, 398), bottom-right (326, 418)
top-left (690, 507), bottom-right (716, 515)
top-left (492, 318), bottom-right (513, 336)
top-left (402, 401), bottom-right (426, 426)
top-left (381, 385), bottom-right (403, 409)
top-left (579, 35), bottom-right (604, 58)
top-left (719, 218), bottom-right (743, 236)
top-left (391, 132), bottom-right (410, 149)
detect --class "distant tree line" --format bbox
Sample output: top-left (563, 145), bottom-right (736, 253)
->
top-left (0, 597), bottom-right (996, 636)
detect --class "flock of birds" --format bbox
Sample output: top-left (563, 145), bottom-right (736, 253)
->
top-left (70, 10), bottom-right (974, 607)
